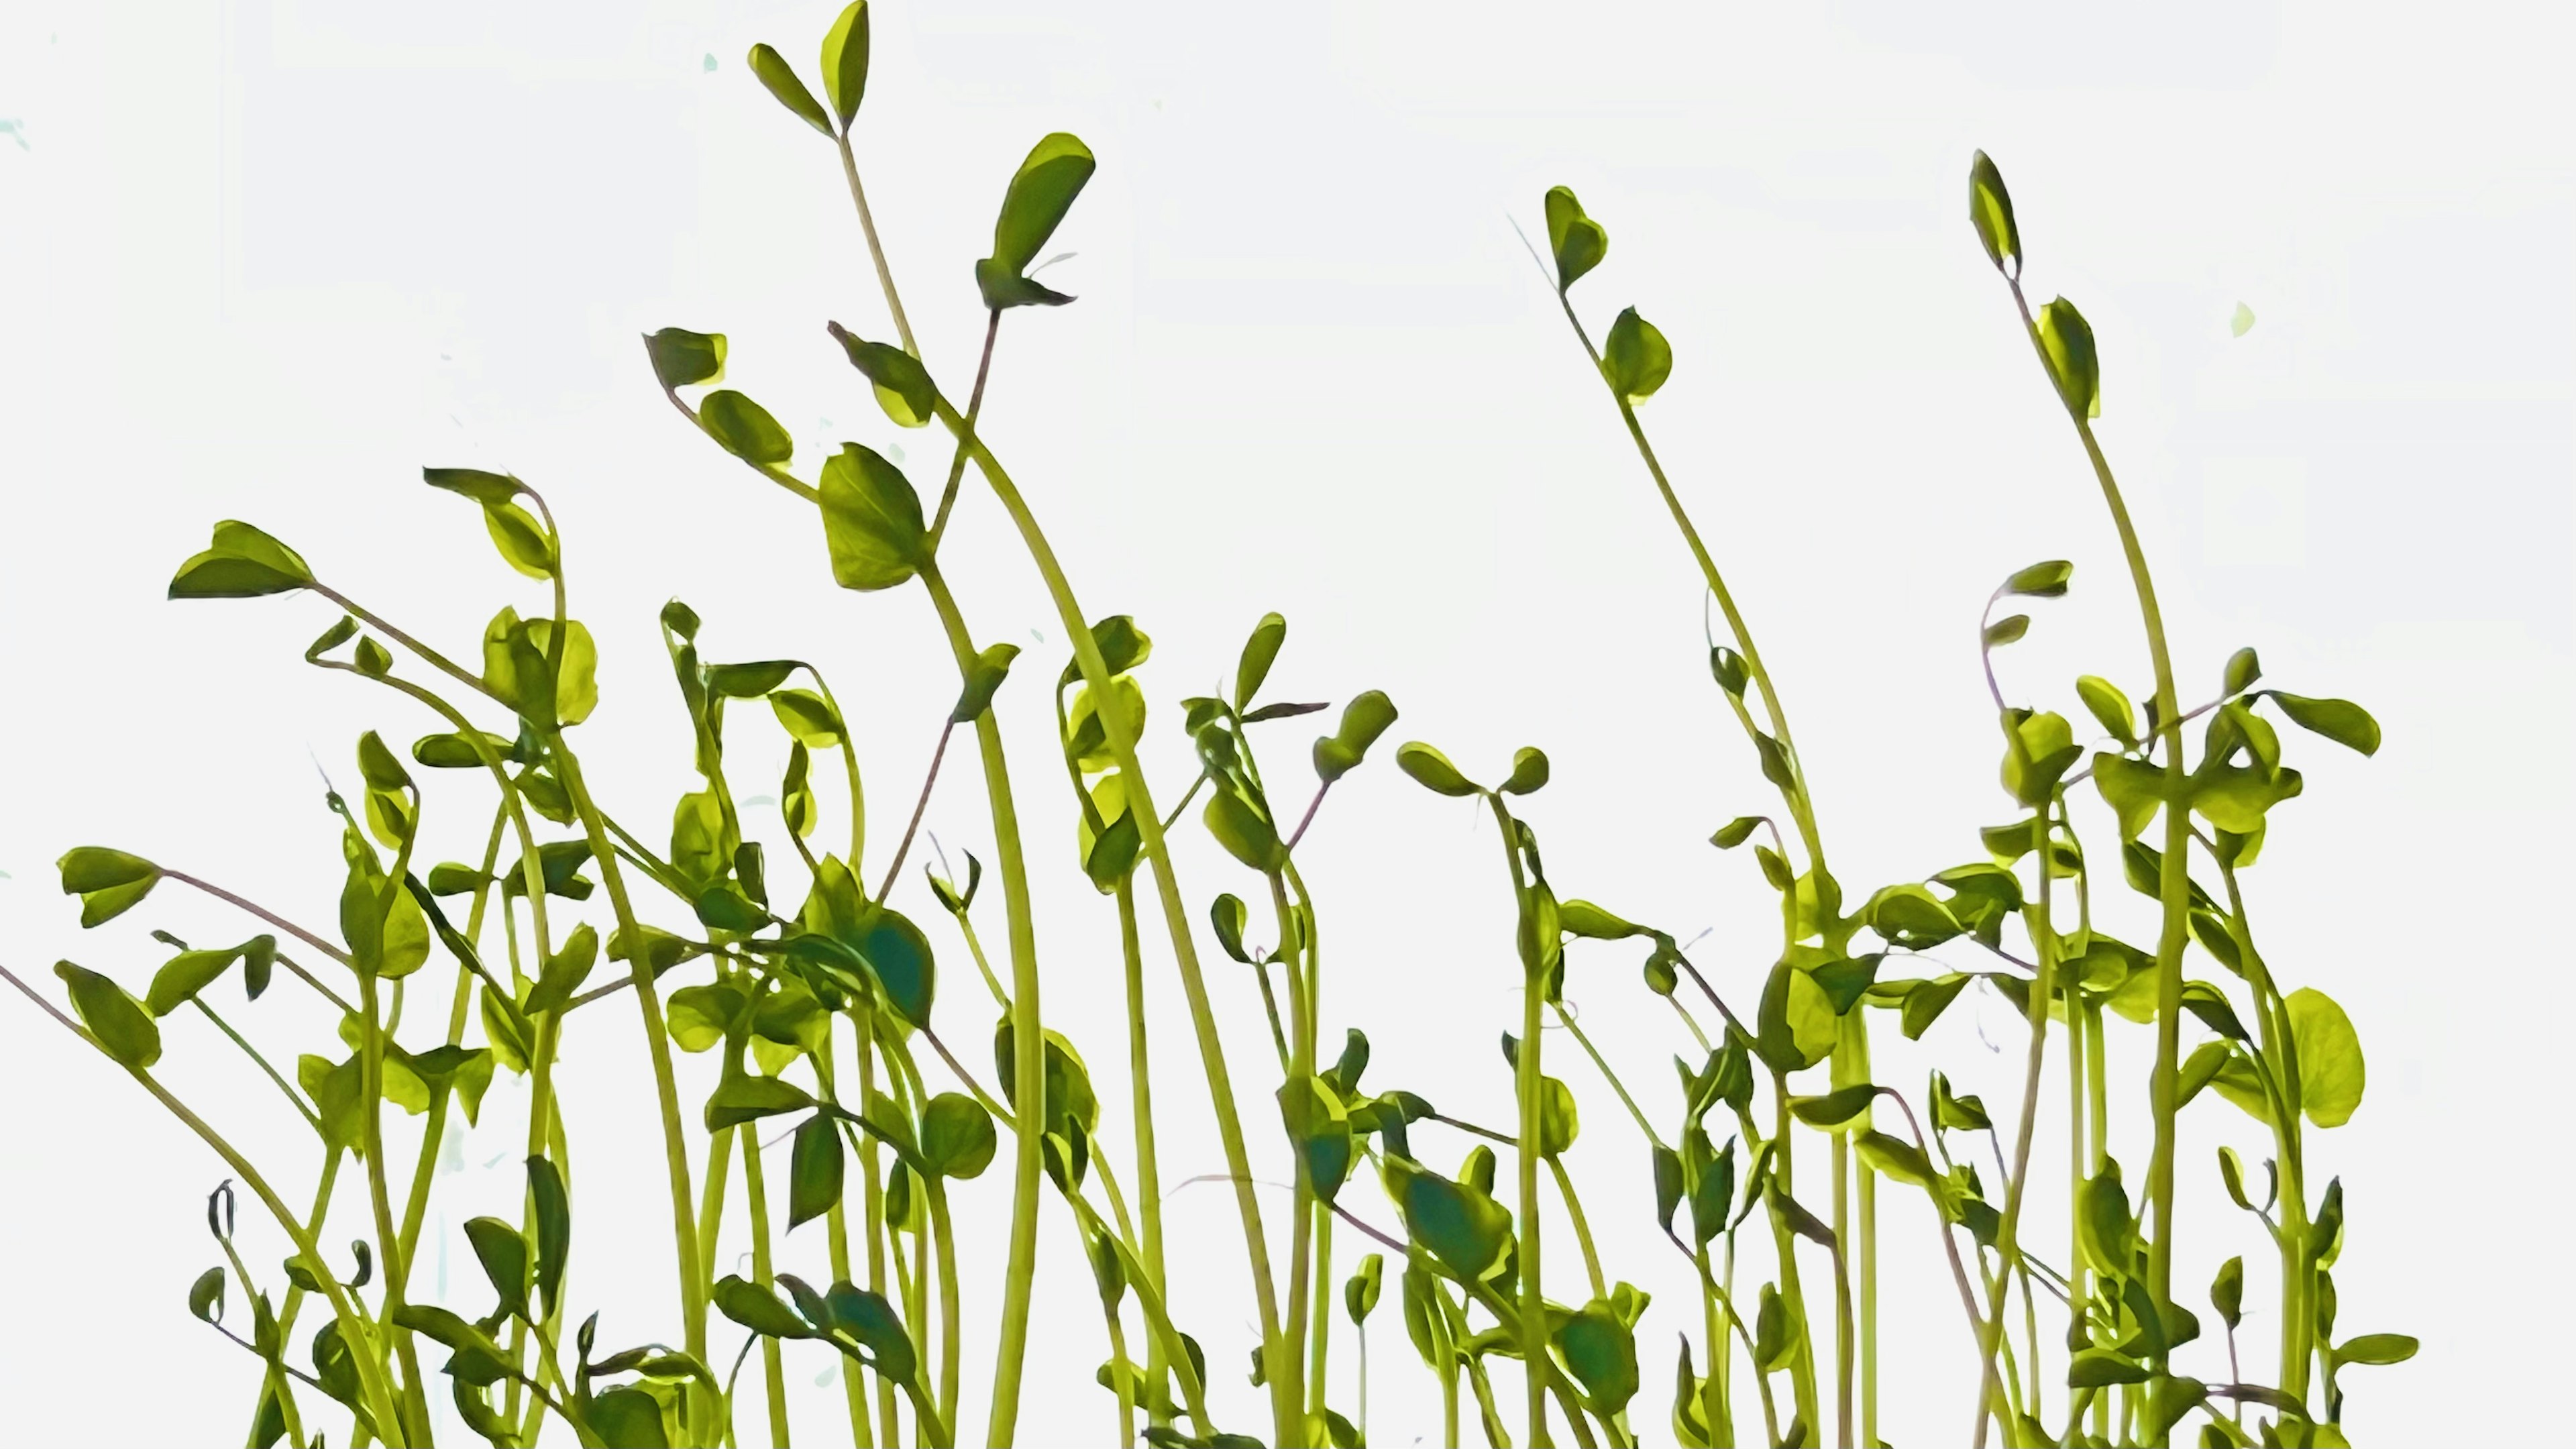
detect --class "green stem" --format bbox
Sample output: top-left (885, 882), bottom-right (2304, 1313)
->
top-left (936, 405), bottom-right (1293, 1442)
top-left (1547, 1158), bottom-right (1606, 1301)
top-left (550, 742), bottom-right (707, 1373)
top-left (2005, 280), bottom-right (2189, 1389)
top-left (833, 133), bottom-right (918, 358)
top-left (740, 1124), bottom-right (792, 1448)
top-left (926, 1175), bottom-right (963, 1433)
top-left (1485, 795), bottom-right (1552, 1448)
top-left (1970, 802), bottom-right (2060, 1449)
top-left (917, 564), bottom-right (1051, 1448)
top-left (1116, 879), bottom-right (1171, 1427)
top-left (358, 969), bottom-right (435, 1447)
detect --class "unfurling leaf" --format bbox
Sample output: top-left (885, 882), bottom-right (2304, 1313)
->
top-left (748, 42), bottom-right (833, 136)
top-left (826, 322), bottom-right (933, 428)
top-left (645, 327), bottom-right (727, 390)
top-left (1603, 308), bottom-right (1672, 400)
top-left (2036, 297), bottom-right (2100, 420)
top-left (55, 961), bottom-right (161, 1070)
top-left (1543, 186), bottom-right (1607, 294)
top-left (1968, 151), bottom-right (2021, 278)
top-left (976, 132), bottom-right (1097, 310)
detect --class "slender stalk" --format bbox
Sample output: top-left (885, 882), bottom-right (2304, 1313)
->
top-left (916, 564), bottom-right (1051, 1447)
top-left (2004, 280), bottom-right (2190, 1391)
top-left (1547, 1158), bottom-right (1606, 1301)
top-left (1971, 802), bottom-right (2061, 1449)
top-left (936, 410), bottom-right (1294, 1440)
top-left (1487, 796), bottom-right (1552, 1447)
top-left (741, 1126), bottom-right (792, 1448)
top-left (1116, 879), bottom-right (1172, 1427)
top-left (926, 1176), bottom-right (963, 1433)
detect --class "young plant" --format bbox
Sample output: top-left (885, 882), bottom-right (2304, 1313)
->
top-left (3, 6), bottom-right (2410, 1449)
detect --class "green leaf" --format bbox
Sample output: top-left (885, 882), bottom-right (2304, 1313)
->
top-left (1968, 151), bottom-right (2021, 278)
top-left (1853, 1130), bottom-right (1940, 1193)
top-left (747, 42), bottom-right (832, 136)
top-left (586, 1388), bottom-right (670, 1449)
top-left (1708, 646), bottom-right (1748, 696)
top-left (1553, 1301), bottom-right (1641, 1414)
top-left (146, 938), bottom-right (274, 1016)
top-left (1311, 688), bottom-right (1399, 786)
top-left (706, 1074), bottom-right (814, 1132)
top-left (699, 389), bottom-right (794, 465)
top-left (1499, 746), bottom-right (1550, 796)
top-left (1603, 308), bottom-right (1673, 400)
top-left (1344, 1252), bottom-right (1384, 1326)
top-left (523, 923), bottom-right (598, 1017)
top-left (1278, 1074), bottom-right (1356, 1202)
top-left (2067, 1349), bottom-right (2149, 1388)
top-left (2092, 753), bottom-right (2165, 841)
top-left (54, 961), bottom-right (161, 1070)
top-left (2076, 676), bottom-right (2137, 747)
top-left (952, 643), bottom-right (1020, 724)
top-left (853, 904), bottom-right (937, 1028)
top-left (818, 443), bottom-right (927, 592)
top-left (1900, 973), bottom-right (1973, 1040)
top-left (1395, 742), bottom-right (1480, 797)
top-left (529, 1156), bottom-right (570, 1320)
top-left (168, 521), bottom-right (315, 599)
top-left (1788, 1083), bottom-right (1881, 1130)
top-left (1389, 1160), bottom-right (1513, 1283)
top-left (643, 327), bottom-right (726, 390)
top-left (716, 1274), bottom-right (816, 1340)
top-left (1235, 611), bottom-right (1287, 710)
top-left (820, 1), bottom-right (869, 130)
top-left (462, 1216), bottom-right (530, 1320)
top-left (920, 1092), bottom-right (998, 1179)
top-left (2004, 559), bottom-right (2072, 597)
top-left (771, 687), bottom-right (847, 747)
top-left (2286, 986), bottom-right (2365, 1128)
top-left (1983, 614), bottom-right (2030, 647)
top-left (2210, 1255), bottom-right (2243, 1330)
top-left (1203, 786), bottom-right (1286, 872)
top-left (1709, 816), bottom-right (1762, 850)
top-left (826, 323), bottom-right (934, 428)
top-left (188, 1266), bottom-right (225, 1324)
top-left (2224, 647), bottom-right (2263, 696)
top-left (2266, 691), bottom-right (2381, 756)
top-left (788, 1116), bottom-right (845, 1231)
top-left (1864, 883), bottom-right (1964, 949)
top-left (976, 133), bottom-right (1097, 309)
top-left (1536, 1076), bottom-right (1580, 1157)
top-left (2036, 297), bottom-right (2100, 420)
top-left (478, 498), bottom-right (555, 580)
top-left (1543, 186), bottom-right (1607, 294)
top-left (2334, 1332), bottom-right (2418, 1366)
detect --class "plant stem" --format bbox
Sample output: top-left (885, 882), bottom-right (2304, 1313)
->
top-left (916, 563), bottom-right (1051, 1448)
top-left (1116, 878), bottom-right (1172, 1427)
top-left (550, 742), bottom-right (706, 1373)
top-left (936, 409), bottom-right (1293, 1442)
top-left (741, 1124), bottom-right (792, 1448)
top-left (1547, 1158), bottom-right (1606, 1301)
top-left (2005, 281), bottom-right (2190, 1397)
top-left (1970, 802), bottom-right (2060, 1449)
top-left (1486, 796), bottom-right (1552, 1448)
top-left (834, 133), bottom-right (917, 358)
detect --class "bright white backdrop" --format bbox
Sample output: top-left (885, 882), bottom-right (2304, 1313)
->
top-left (1, 1), bottom-right (2567, 1444)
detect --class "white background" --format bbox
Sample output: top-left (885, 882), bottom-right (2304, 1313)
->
top-left (2, 1), bottom-right (2568, 1444)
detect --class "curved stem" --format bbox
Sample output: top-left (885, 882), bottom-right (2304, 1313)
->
top-left (1116, 879), bottom-right (1172, 1427)
top-left (2004, 280), bottom-right (2190, 1379)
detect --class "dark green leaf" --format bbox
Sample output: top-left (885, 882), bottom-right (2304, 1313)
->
top-left (1788, 1083), bottom-right (1880, 1130)
top-left (715, 1274), bottom-right (816, 1340)
top-left (2067, 1350), bottom-right (2149, 1387)
top-left (1499, 746), bottom-right (1550, 796)
top-left (2211, 1256), bottom-right (2243, 1330)
top-left (529, 1156), bottom-right (570, 1320)
top-left (789, 1116), bottom-right (845, 1230)
top-left (1203, 786), bottom-right (1286, 872)
top-left (1395, 742), bottom-right (1479, 797)
top-left (920, 1092), bottom-right (998, 1179)
top-left (1312, 689), bottom-right (1399, 786)
top-left (463, 1216), bottom-right (530, 1320)
top-left (1983, 614), bottom-right (2031, 647)
top-left (2334, 1332), bottom-right (2417, 1366)
top-left (644, 328), bottom-right (727, 390)
top-left (2224, 647), bottom-right (2263, 696)
top-left (952, 643), bottom-right (1020, 724)
top-left (1344, 1252), bottom-right (1385, 1326)
top-left (189, 1266), bottom-right (226, 1324)
top-left (586, 1387), bottom-right (670, 1449)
